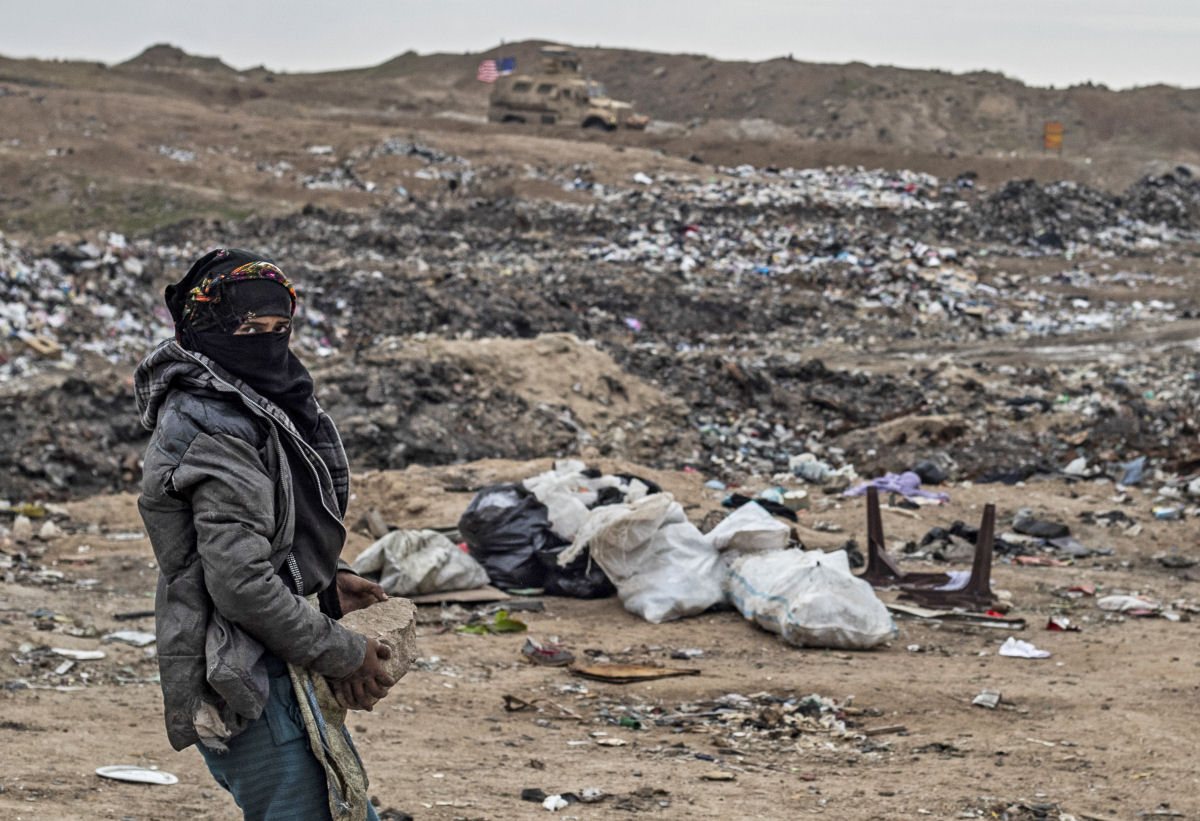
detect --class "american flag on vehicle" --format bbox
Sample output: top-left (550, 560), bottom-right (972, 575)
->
top-left (477, 57), bottom-right (515, 83)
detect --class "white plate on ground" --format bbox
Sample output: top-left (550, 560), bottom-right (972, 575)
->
top-left (95, 765), bottom-right (178, 785)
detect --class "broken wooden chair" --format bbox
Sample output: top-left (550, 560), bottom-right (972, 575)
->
top-left (856, 486), bottom-right (998, 610)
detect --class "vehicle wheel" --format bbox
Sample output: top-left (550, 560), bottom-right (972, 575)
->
top-left (583, 118), bottom-right (613, 131)
top-left (502, 115), bottom-right (526, 124)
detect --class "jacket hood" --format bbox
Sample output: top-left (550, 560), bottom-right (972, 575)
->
top-left (135, 341), bottom-right (211, 431)
top-left (135, 339), bottom-right (308, 438)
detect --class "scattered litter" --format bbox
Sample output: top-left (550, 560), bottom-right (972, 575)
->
top-left (520, 638), bottom-right (575, 667)
top-left (1097, 594), bottom-right (1162, 615)
top-left (595, 737), bottom-right (628, 747)
top-left (1012, 517), bottom-right (1070, 539)
top-left (13, 515), bottom-right (33, 541)
top-left (972, 689), bottom-right (1002, 709)
top-left (845, 471), bottom-right (949, 503)
top-left (579, 787), bottom-right (605, 803)
top-left (1157, 552), bottom-right (1198, 569)
top-left (50, 647), bottom-right (105, 660)
top-left (1014, 556), bottom-right (1072, 567)
top-left (859, 724), bottom-right (906, 736)
top-left (457, 610), bottom-right (527, 635)
top-left (1046, 616), bottom-right (1080, 631)
top-left (542, 794), bottom-right (569, 811)
top-left (105, 532), bottom-right (146, 542)
top-left (95, 765), bottom-right (178, 785)
top-left (113, 610), bottom-right (156, 621)
top-left (998, 636), bottom-right (1051, 659)
top-left (156, 145), bottom-right (195, 163)
top-left (102, 631), bottom-right (156, 647)
top-left (406, 586), bottom-right (511, 605)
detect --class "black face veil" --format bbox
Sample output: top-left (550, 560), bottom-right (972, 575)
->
top-left (165, 249), bottom-right (319, 438)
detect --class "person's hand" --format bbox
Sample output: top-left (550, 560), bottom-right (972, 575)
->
top-left (337, 570), bottom-right (387, 614)
top-left (333, 637), bottom-right (394, 711)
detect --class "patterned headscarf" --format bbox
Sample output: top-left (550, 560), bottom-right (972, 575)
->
top-left (167, 250), bottom-right (297, 334)
top-left (181, 259), bottom-right (296, 327)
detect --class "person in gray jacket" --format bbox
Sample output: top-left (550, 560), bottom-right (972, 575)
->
top-left (135, 248), bottom-right (392, 821)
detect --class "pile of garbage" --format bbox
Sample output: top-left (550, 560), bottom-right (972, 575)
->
top-left (590, 689), bottom-right (874, 756)
top-left (0, 231), bottom-right (165, 379)
top-left (4, 149), bottom-right (1200, 499)
top-left (352, 461), bottom-right (895, 650)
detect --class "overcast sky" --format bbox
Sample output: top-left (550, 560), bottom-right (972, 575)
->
top-left (2, 0), bottom-right (1197, 90)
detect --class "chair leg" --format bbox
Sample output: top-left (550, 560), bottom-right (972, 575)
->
top-left (901, 503), bottom-right (996, 609)
top-left (857, 486), bottom-right (906, 586)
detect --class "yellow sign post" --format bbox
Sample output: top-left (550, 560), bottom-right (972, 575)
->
top-left (1044, 122), bottom-right (1064, 153)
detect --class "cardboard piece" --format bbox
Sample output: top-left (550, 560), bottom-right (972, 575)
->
top-left (569, 663), bottom-right (700, 684)
top-left (405, 585), bottom-right (512, 604)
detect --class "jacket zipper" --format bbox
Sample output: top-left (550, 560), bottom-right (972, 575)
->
top-left (285, 551), bottom-right (305, 595)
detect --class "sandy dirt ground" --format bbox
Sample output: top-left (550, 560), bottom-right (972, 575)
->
top-left (2, 459), bottom-right (1198, 821)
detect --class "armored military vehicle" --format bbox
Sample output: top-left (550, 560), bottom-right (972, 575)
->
top-left (487, 46), bottom-right (648, 131)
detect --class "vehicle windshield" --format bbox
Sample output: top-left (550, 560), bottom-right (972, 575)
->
top-left (587, 81), bottom-right (608, 99)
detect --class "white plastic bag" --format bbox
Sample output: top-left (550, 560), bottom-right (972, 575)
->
top-left (559, 493), bottom-right (725, 623)
top-left (524, 459), bottom-right (632, 541)
top-left (523, 460), bottom-right (655, 542)
top-left (707, 501), bottom-right (790, 553)
top-left (352, 529), bottom-right (489, 596)
top-left (725, 549), bottom-right (895, 649)
top-left (523, 463), bottom-right (593, 541)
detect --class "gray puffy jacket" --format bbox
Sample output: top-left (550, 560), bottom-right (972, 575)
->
top-left (134, 340), bottom-right (365, 751)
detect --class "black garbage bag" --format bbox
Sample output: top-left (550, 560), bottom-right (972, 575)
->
top-left (458, 483), bottom-right (617, 597)
top-left (458, 484), bottom-right (558, 590)
top-left (537, 543), bottom-right (616, 599)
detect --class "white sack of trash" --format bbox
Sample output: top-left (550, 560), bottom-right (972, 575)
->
top-left (557, 492), bottom-right (718, 623)
top-left (706, 500), bottom-right (791, 552)
top-left (725, 548), bottom-right (896, 650)
top-left (557, 495), bottom-right (793, 624)
top-left (352, 528), bottom-right (489, 596)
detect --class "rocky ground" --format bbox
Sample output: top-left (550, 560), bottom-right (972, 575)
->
top-left (2, 47), bottom-right (1200, 821)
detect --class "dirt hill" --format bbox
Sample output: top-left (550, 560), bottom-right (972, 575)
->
top-left (2, 40), bottom-right (1198, 176)
top-left (116, 43), bottom-right (236, 74)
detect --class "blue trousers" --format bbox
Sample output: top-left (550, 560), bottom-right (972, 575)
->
top-left (199, 666), bottom-right (380, 821)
